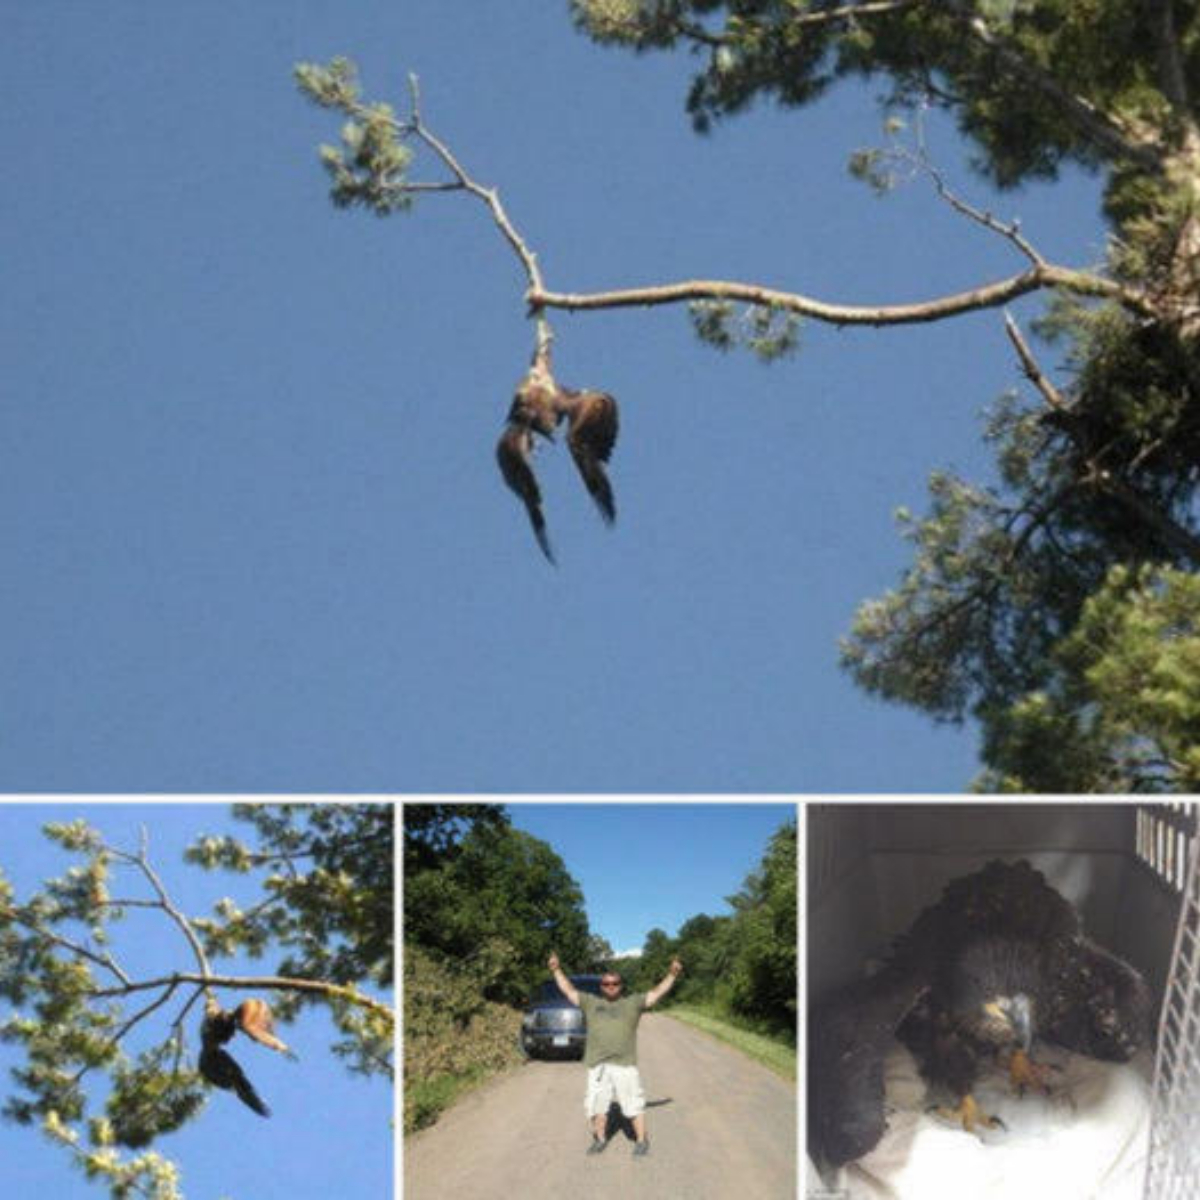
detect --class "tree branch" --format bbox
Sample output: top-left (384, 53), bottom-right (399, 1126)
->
top-left (400, 75), bottom-right (554, 362)
top-left (529, 262), bottom-right (1151, 327)
top-left (662, 0), bottom-right (1161, 168)
top-left (110, 831), bottom-right (213, 985)
top-left (90, 972), bottom-right (393, 1019)
top-left (669, 0), bottom-right (922, 44)
top-left (1005, 313), bottom-right (1200, 566)
top-left (1004, 311), bottom-right (1069, 410)
top-left (946, 1), bottom-right (1163, 169)
top-left (9, 909), bottom-right (131, 987)
top-left (306, 67), bottom-right (1162, 355)
top-left (914, 146), bottom-right (1045, 266)
top-left (108, 981), bottom-right (181, 1048)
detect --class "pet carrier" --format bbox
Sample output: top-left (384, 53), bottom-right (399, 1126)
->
top-left (806, 802), bottom-right (1198, 1200)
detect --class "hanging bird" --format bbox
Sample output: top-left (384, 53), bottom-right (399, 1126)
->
top-left (199, 996), bottom-right (296, 1118)
top-left (496, 357), bottom-right (619, 560)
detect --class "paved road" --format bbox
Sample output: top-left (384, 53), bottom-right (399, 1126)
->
top-left (404, 1014), bottom-right (797, 1200)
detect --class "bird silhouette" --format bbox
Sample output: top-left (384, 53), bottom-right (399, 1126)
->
top-left (496, 358), bottom-right (619, 560)
top-left (199, 996), bottom-right (296, 1118)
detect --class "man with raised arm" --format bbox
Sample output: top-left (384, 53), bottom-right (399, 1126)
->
top-left (547, 951), bottom-right (683, 1159)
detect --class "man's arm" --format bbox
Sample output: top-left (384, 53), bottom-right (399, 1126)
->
top-left (548, 952), bottom-right (581, 1006)
top-left (644, 959), bottom-right (683, 1009)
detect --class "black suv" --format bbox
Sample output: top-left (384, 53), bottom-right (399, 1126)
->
top-left (520, 975), bottom-right (603, 1059)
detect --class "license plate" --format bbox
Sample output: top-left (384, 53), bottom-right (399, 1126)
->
top-left (553, 1035), bottom-right (570, 1046)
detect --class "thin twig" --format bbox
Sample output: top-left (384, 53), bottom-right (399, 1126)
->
top-left (914, 143), bottom-right (1045, 266)
top-left (70, 981), bottom-right (185, 1088)
top-left (13, 913), bottom-right (131, 987)
top-left (401, 74), bottom-right (554, 362)
top-left (122, 829), bottom-right (214, 983)
top-left (109, 981), bottom-right (181, 1047)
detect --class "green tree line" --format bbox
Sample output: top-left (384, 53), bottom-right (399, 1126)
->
top-left (612, 819), bottom-right (797, 1042)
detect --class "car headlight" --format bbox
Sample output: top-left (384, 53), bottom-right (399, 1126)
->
top-left (522, 1014), bottom-right (535, 1028)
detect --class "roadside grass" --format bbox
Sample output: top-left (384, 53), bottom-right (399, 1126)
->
top-left (404, 1001), bottom-right (524, 1133)
top-left (406, 1063), bottom-right (492, 1133)
top-left (662, 1003), bottom-right (796, 1080)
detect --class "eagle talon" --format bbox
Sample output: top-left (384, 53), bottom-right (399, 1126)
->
top-left (930, 1094), bottom-right (1005, 1134)
top-left (1006, 1048), bottom-right (1056, 1096)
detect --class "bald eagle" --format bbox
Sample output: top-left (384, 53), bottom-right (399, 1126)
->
top-left (496, 359), bottom-right (619, 562)
top-left (199, 997), bottom-right (296, 1118)
top-left (808, 860), bottom-right (1151, 1168)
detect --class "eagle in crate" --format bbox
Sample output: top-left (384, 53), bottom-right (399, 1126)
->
top-left (808, 859), bottom-right (1151, 1168)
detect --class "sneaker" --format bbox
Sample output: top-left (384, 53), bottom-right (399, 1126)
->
top-left (633, 1140), bottom-right (650, 1158)
top-left (587, 1137), bottom-right (607, 1155)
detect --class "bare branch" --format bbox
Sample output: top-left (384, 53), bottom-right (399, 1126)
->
top-left (1004, 312), bottom-right (1069, 410)
top-left (530, 262), bottom-right (1151, 328)
top-left (110, 833), bottom-right (213, 984)
top-left (399, 75), bottom-right (554, 362)
top-left (916, 151), bottom-right (1045, 266)
top-left (108, 981), bottom-right (182, 1047)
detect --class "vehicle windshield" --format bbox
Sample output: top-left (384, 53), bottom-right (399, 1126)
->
top-left (534, 977), bottom-right (603, 1001)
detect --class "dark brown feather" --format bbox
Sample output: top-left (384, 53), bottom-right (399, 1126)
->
top-left (563, 390), bottom-right (618, 523)
top-left (496, 422), bottom-right (554, 562)
top-left (199, 1045), bottom-right (271, 1117)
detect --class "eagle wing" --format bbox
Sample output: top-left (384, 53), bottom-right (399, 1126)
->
top-left (565, 390), bottom-right (618, 524)
top-left (1042, 937), bottom-right (1150, 1061)
top-left (808, 964), bottom-right (930, 1168)
top-left (199, 1045), bottom-right (271, 1118)
top-left (497, 423), bottom-right (554, 562)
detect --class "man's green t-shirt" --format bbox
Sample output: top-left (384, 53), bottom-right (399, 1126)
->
top-left (578, 992), bottom-right (647, 1068)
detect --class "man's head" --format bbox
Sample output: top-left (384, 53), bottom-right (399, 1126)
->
top-left (599, 972), bottom-right (623, 1001)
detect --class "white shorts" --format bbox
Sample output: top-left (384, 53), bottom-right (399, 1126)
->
top-left (584, 1063), bottom-right (645, 1118)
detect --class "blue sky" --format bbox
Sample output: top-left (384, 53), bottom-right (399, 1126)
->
top-left (1, 4), bottom-right (1112, 790)
top-left (0, 801), bottom-right (393, 1199)
top-left (507, 802), bottom-right (795, 954)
